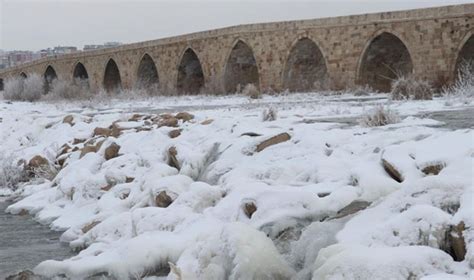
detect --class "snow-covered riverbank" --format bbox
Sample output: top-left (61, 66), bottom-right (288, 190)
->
top-left (0, 92), bottom-right (472, 279)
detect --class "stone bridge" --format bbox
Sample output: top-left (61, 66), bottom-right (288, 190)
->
top-left (0, 4), bottom-right (473, 94)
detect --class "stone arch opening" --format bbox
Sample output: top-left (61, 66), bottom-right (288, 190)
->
top-left (103, 59), bottom-right (122, 93)
top-left (455, 34), bottom-right (474, 76)
top-left (177, 48), bottom-right (204, 95)
top-left (283, 38), bottom-right (329, 92)
top-left (136, 53), bottom-right (159, 89)
top-left (358, 32), bottom-right (413, 92)
top-left (44, 65), bottom-right (58, 93)
top-left (73, 62), bottom-right (89, 80)
top-left (224, 40), bottom-right (259, 93)
top-left (20, 72), bottom-right (27, 79)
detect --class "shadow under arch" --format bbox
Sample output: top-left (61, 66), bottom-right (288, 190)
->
top-left (103, 58), bottom-right (122, 93)
top-left (177, 48), bottom-right (204, 95)
top-left (357, 31), bottom-right (413, 92)
top-left (223, 39), bottom-right (260, 93)
top-left (282, 37), bottom-right (329, 92)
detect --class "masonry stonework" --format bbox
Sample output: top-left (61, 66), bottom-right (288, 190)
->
top-left (0, 4), bottom-right (473, 94)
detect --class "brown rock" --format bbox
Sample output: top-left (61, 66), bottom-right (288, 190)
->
top-left (175, 112), bottom-right (194, 122)
top-left (125, 177), bottom-right (135, 183)
top-left (28, 155), bottom-right (49, 169)
top-left (332, 200), bottom-right (371, 219)
top-left (128, 113), bottom-right (144, 122)
top-left (18, 209), bottom-right (29, 216)
top-left (104, 142), bottom-right (121, 160)
top-left (72, 138), bottom-right (86, 145)
top-left (5, 269), bottom-right (38, 280)
top-left (201, 119), bottom-right (214, 125)
top-left (101, 184), bottom-right (113, 191)
top-left (110, 123), bottom-right (122, 138)
top-left (381, 158), bottom-right (404, 183)
top-left (448, 221), bottom-right (466, 262)
top-left (82, 221), bottom-right (101, 233)
top-left (168, 146), bottom-right (180, 170)
top-left (93, 127), bottom-right (111, 137)
top-left (168, 129), bottom-right (181, 138)
top-left (62, 115), bottom-right (74, 126)
top-left (80, 145), bottom-right (97, 158)
top-left (421, 162), bottom-right (445, 176)
top-left (159, 117), bottom-right (179, 128)
top-left (243, 201), bottom-right (257, 218)
top-left (256, 133), bottom-right (291, 152)
top-left (155, 191), bottom-right (174, 208)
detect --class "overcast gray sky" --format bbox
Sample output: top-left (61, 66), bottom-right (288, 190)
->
top-left (1, 0), bottom-right (473, 51)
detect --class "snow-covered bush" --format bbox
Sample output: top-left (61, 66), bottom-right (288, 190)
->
top-left (48, 79), bottom-right (92, 100)
top-left (3, 77), bottom-right (24, 100)
top-left (243, 83), bottom-right (261, 99)
top-left (0, 154), bottom-right (28, 191)
top-left (22, 74), bottom-right (44, 101)
top-left (262, 106), bottom-right (278, 122)
top-left (444, 60), bottom-right (474, 97)
top-left (359, 105), bottom-right (400, 127)
top-left (3, 74), bottom-right (44, 102)
top-left (391, 76), bottom-right (433, 100)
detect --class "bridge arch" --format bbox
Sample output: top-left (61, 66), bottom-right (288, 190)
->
top-left (282, 36), bottom-right (329, 92)
top-left (224, 39), bottom-right (260, 93)
top-left (454, 30), bottom-right (474, 77)
top-left (136, 53), bottom-right (159, 89)
top-left (177, 48), bottom-right (204, 95)
top-left (357, 30), bottom-right (413, 92)
top-left (103, 58), bottom-right (122, 93)
top-left (73, 62), bottom-right (89, 87)
top-left (44, 65), bottom-right (58, 93)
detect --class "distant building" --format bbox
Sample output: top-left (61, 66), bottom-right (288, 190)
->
top-left (83, 42), bottom-right (122, 52)
top-left (53, 46), bottom-right (77, 54)
top-left (104, 42), bottom-right (122, 48)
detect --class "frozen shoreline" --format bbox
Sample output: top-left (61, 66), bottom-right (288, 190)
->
top-left (0, 92), bottom-right (472, 279)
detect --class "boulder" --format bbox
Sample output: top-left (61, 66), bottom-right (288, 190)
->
top-left (28, 155), bottom-right (49, 170)
top-left (125, 177), bottom-right (135, 183)
top-left (104, 142), bottom-right (121, 160)
top-left (80, 145), bottom-right (97, 158)
top-left (381, 158), bottom-right (404, 183)
top-left (158, 117), bottom-right (179, 128)
top-left (243, 201), bottom-right (257, 218)
top-left (332, 200), bottom-right (371, 219)
top-left (448, 222), bottom-right (466, 262)
top-left (62, 115), bottom-right (74, 126)
top-left (6, 270), bottom-right (42, 280)
top-left (93, 127), bottom-right (111, 137)
top-left (72, 138), bottom-right (86, 145)
top-left (101, 184), bottom-right (113, 191)
top-left (256, 133), bottom-right (291, 152)
top-left (26, 155), bottom-right (51, 177)
top-left (175, 112), bottom-right (194, 122)
top-left (128, 113), bottom-right (144, 122)
top-left (82, 221), bottom-right (101, 233)
top-left (168, 129), bottom-right (181, 138)
top-left (201, 119), bottom-right (214, 125)
top-left (421, 162), bottom-right (445, 176)
top-left (167, 146), bottom-right (180, 170)
top-left (18, 209), bottom-right (29, 216)
top-left (155, 191), bottom-right (174, 208)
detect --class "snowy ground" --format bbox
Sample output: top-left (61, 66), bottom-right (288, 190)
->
top-left (0, 92), bottom-right (473, 279)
